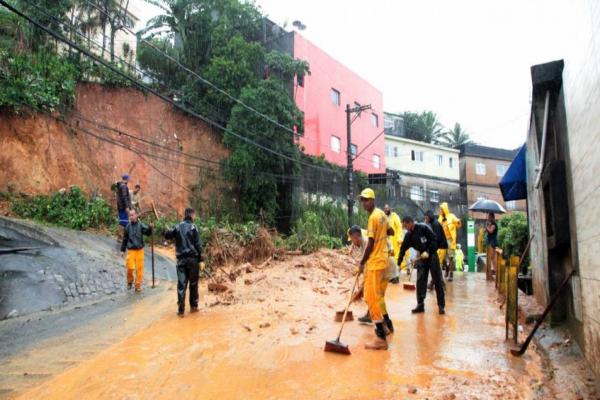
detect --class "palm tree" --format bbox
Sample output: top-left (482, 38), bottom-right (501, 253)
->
top-left (441, 122), bottom-right (472, 148)
top-left (419, 111), bottom-right (444, 144)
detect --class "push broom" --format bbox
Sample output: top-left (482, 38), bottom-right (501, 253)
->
top-left (324, 271), bottom-right (361, 355)
top-left (403, 259), bottom-right (417, 290)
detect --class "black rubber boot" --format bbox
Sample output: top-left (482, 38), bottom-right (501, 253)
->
top-left (358, 311), bottom-right (372, 324)
top-left (411, 304), bottom-right (425, 314)
top-left (375, 322), bottom-right (387, 340)
top-left (389, 277), bottom-right (400, 284)
top-left (448, 270), bottom-right (454, 282)
top-left (383, 314), bottom-right (394, 333)
top-left (439, 306), bottom-right (446, 315)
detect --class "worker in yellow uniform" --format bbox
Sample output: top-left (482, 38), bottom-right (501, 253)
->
top-left (358, 188), bottom-right (390, 350)
top-left (438, 202), bottom-right (461, 282)
top-left (120, 209), bottom-right (153, 292)
top-left (384, 204), bottom-right (402, 283)
top-left (349, 225), bottom-right (397, 334)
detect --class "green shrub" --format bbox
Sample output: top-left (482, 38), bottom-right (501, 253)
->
top-left (11, 186), bottom-right (113, 230)
top-left (0, 49), bottom-right (77, 112)
top-left (498, 212), bottom-right (529, 257)
top-left (294, 199), bottom-right (368, 242)
top-left (286, 211), bottom-right (342, 253)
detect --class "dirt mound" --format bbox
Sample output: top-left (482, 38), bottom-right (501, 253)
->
top-left (205, 248), bottom-right (357, 308)
top-left (207, 227), bottom-right (275, 267)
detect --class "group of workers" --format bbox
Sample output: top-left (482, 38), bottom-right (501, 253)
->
top-left (348, 187), bottom-right (462, 350)
top-left (116, 173), bottom-right (203, 317)
top-left (116, 172), bottom-right (464, 330)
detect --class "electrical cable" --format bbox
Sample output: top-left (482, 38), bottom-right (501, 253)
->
top-left (0, 0), bottom-right (339, 175)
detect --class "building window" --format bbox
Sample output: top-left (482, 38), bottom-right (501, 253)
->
top-left (436, 154), bottom-right (443, 167)
top-left (350, 144), bottom-right (357, 156)
top-left (506, 200), bottom-right (516, 210)
top-left (430, 190), bottom-right (439, 203)
top-left (411, 186), bottom-right (424, 201)
top-left (371, 112), bottom-right (379, 127)
top-left (331, 88), bottom-right (340, 106)
top-left (475, 163), bottom-right (486, 175)
top-left (330, 135), bottom-right (341, 153)
top-left (411, 150), bottom-right (424, 162)
top-left (449, 157), bottom-right (455, 168)
top-left (393, 147), bottom-right (398, 157)
top-left (297, 74), bottom-right (304, 87)
top-left (385, 144), bottom-right (391, 157)
top-left (496, 164), bottom-right (508, 177)
top-left (372, 154), bottom-right (380, 169)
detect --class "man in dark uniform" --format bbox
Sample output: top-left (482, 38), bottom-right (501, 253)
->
top-left (425, 210), bottom-right (448, 291)
top-left (397, 215), bottom-right (446, 315)
top-left (164, 207), bottom-right (203, 318)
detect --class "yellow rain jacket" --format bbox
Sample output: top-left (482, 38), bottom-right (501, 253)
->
top-left (387, 211), bottom-right (402, 260)
top-left (438, 202), bottom-right (461, 250)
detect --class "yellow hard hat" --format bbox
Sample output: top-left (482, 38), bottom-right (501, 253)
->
top-left (359, 188), bottom-right (375, 199)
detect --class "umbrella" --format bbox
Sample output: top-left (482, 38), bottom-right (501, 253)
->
top-left (469, 199), bottom-right (506, 214)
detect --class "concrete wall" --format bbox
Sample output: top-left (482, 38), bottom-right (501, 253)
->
top-left (526, 0), bottom-right (600, 377)
top-left (384, 136), bottom-right (459, 181)
top-left (561, 0), bottom-right (600, 377)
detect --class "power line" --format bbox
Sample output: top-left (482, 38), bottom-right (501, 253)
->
top-left (77, 0), bottom-right (383, 166)
top-left (0, 0), bottom-right (339, 176)
top-left (79, 0), bottom-right (304, 140)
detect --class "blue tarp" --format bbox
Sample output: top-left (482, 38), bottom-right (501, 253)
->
top-left (499, 144), bottom-right (527, 201)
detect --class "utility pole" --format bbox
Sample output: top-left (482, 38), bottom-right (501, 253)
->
top-left (346, 103), bottom-right (371, 226)
top-left (346, 104), bottom-right (353, 226)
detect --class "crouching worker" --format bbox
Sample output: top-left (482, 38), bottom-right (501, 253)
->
top-left (120, 209), bottom-right (153, 292)
top-left (398, 215), bottom-right (446, 315)
top-left (358, 188), bottom-right (390, 350)
top-left (164, 208), bottom-right (203, 318)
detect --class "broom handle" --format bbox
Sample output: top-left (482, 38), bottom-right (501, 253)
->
top-left (336, 272), bottom-right (361, 341)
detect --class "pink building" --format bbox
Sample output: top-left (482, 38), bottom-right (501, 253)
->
top-left (289, 33), bottom-right (385, 174)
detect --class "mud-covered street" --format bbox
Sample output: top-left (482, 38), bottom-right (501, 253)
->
top-left (2, 250), bottom-right (559, 400)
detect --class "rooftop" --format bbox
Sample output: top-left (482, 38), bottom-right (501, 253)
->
top-left (458, 143), bottom-right (518, 161)
top-left (385, 135), bottom-right (460, 153)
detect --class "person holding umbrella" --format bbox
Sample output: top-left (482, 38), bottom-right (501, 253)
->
top-left (486, 213), bottom-right (499, 274)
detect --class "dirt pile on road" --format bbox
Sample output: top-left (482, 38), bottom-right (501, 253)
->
top-left (205, 248), bottom-right (357, 310)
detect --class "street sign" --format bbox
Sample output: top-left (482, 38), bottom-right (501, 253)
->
top-left (467, 220), bottom-right (475, 272)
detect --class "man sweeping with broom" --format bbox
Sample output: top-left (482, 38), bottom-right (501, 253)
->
top-left (357, 188), bottom-right (391, 350)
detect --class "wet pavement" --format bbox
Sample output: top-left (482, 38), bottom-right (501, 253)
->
top-left (10, 272), bottom-right (550, 400)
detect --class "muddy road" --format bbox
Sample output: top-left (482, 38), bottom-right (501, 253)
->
top-left (0, 249), bottom-right (562, 400)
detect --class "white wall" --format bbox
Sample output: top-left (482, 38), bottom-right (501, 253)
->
top-left (384, 136), bottom-right (459, 181)
top-left (561, 0), bottom-right (600, 376)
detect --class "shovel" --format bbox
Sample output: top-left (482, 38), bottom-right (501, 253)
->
top-left (325, 272), bottom-right (361, 355)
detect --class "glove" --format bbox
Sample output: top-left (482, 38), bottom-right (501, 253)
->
top-left (358, 263), bottom-right (365, 275)
top-left (420, 251), bottom-right (429, 260)
top-left (199, 262), bottom-right (206, 271)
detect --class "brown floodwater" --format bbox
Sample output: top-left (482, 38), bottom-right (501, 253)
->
top-left (15, 267), bottom-right (547, 399)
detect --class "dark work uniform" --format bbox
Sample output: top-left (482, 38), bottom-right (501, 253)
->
top-left (116, 182), bottom-right (131, 227)
top-left (164, 218), bottom-right (203, 313)
top-left (398, 223), bottom-right (445, 308)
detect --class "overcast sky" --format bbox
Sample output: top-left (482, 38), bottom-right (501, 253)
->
top-left (133, 0), bottom-right (576, 150)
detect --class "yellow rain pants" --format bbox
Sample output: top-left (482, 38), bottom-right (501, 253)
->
top-left (364, 269), bottom-right (384, 322)
top-left (126, 248), bottom-right (144, 290)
